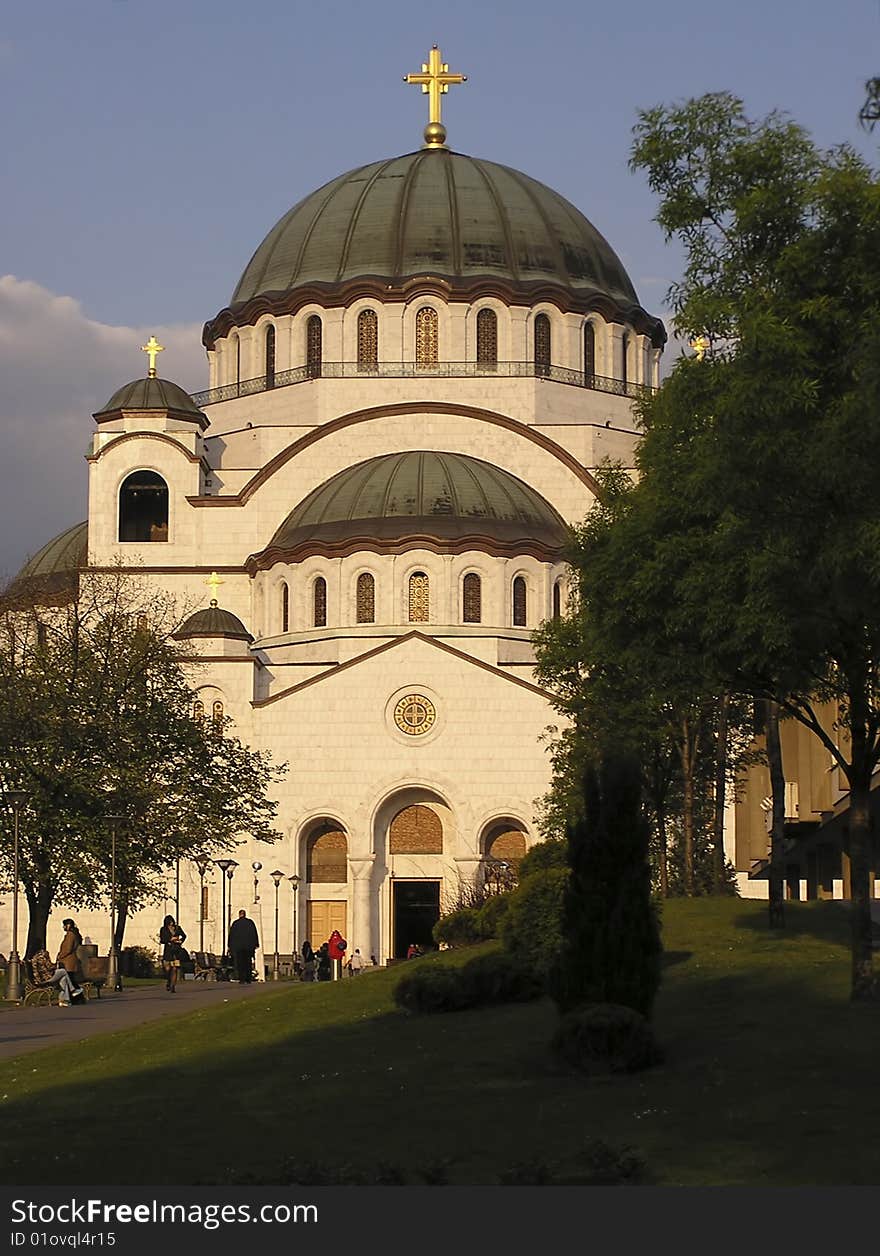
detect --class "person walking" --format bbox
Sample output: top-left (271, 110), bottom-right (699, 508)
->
top-left (159, 915), bottom-right (187, 993)
top-left (228, 909), bottom-right (259, 983)
top-left (316, 942), bottom-right (331, 982)
top-left (328, 929), bottom-right (347, 980)
top-left (348, 948), bottom-right (365, 976)
top-left (301, 939), bottom-right (316, 982)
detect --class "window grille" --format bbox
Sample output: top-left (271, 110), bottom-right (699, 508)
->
top-left (265, 325), bottom-right (275, 389)
top-left (306, 315), bottom-right (322, 378)
top-left (476, 308), bottom-right (497, 366)
top-left (513, 576), bottom-right (527, 627)
top-left (192, 699), bottom-right (205, 721)
top-left (584, 323), bottom-right (595, 382)
top-left (416, 307), bottom-right (438, 367)
top-left (409, 572), bottom-right (429, 622)
top-left (357, 309), bottom-right (378, 371)
top-left (534, 314), bottom-right (551, 376)
top-left (212, 700), bottom-right (224, 729)
top-left (314, 576), bottom-right (327, 627)
top-left (463, 573), bottom-right (482, 623)
top-left (356, 572), bottom-right (375, 623)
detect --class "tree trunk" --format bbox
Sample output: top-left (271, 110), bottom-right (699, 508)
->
top-left (656, 802), bottom-right (669, 898)
top-left (766, 700), bottom-right (786, 929)
top-left (713, 694), bottom-right (730, 892)
top-left (23, 878), bottom-right (54, 957)
top-left (847, 711), bottom-right (875, 999)
top-left (679, 716), bottom-right (696, 896)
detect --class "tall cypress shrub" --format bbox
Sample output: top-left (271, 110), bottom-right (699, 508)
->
top-left (550, 754), bottom-right (662, 1018)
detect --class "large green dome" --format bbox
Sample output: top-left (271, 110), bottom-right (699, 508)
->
top-left (231, 149), bottom-right (640, 309)
top-left (10, 521), bottom-right (87, 604)
top-left (252, 451), bottom-right (568, 566)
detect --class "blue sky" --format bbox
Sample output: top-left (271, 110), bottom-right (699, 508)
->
top-left (1, 0), bottom-right (878, 574)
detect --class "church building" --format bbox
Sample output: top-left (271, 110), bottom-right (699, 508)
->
top-left (11, 48), bottom-right (666, 963)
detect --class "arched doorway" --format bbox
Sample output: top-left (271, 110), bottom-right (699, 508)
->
top-left (304, 821), bottom-right (348, 950)
top-left (389, 804), bottom-right (443, 958)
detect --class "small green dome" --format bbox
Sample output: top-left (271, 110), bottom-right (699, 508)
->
top-left (231, 149), bottom-right (642, 310)
top-left (94, 377), bottom-right (206, 421)
top-left (259, 451), bottom-right (567, 561)
top-left (175, 606), bottom-right (252, 642)
top-left (11, 521), bottom-right (87, 603)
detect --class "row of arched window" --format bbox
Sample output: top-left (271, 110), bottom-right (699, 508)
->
top-left (253, 310), bottom-right (615, 382)
top-left (278, 571), bottom-right (560, 631)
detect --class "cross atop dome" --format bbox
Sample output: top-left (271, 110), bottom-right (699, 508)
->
top-left (141, 336), bottom-right (164, 378)
top-left (403, 44), bottom-right (467, 149)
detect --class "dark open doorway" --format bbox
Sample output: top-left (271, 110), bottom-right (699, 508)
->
top-left (392, 880), bottom-right (440, 958)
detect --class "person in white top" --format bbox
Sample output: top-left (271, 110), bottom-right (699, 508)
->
top-left (348, 948), bottom-right (365, 976)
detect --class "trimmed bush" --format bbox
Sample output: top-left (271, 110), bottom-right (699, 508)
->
top-left (459, 952), bottom-right (542, 1006)
top-left (120, 945), bottom-right (158, 978)
top-left (499, 866), bottom-right (568, 985)
top-left (476, 892), bottom-right (510, 939)
top-left (432, 907), bottom-right (483, 948)
top-left (517, 840), bottom-right (567, 879)
top-left (552, 1002), bottom-right (662, 1075)
top-left (393, 964), bottom-right (468, 1014)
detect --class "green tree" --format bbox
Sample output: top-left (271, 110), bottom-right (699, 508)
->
top-left (550, 756), bottom-right (661, 1019)
top-left (631, 94), bottom-right (880, 998)
top-left (0, 571), bottom-right (286, 953)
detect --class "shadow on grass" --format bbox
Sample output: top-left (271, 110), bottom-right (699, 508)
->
top-left (4, 938), bottom-right (880, 1186)
top-left (732, 900), bottom-right (852, 946)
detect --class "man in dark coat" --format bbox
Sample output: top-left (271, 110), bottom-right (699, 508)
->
top-left (228, 910), bottom-right (259, 983)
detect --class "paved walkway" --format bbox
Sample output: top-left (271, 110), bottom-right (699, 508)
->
top-left (0, 979), bottom-right (275, 1062)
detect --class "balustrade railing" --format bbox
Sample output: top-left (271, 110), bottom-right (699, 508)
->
top-left (191, 361), bottom-right (654, 408)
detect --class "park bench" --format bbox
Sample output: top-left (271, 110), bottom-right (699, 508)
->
top-left (193, 951), bottom-right (231, 981)
top-left (22, 958), bottom-right (100, 1006)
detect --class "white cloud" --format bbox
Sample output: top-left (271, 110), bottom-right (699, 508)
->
top-left (0, 276), bottom-right (204, 580)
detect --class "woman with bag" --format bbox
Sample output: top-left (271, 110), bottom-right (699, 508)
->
top-left (159, 915), bottom-right (187, 993)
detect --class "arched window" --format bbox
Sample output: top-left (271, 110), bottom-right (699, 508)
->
top-left (307, 824), bottom-right (348, 883)
top-left (265, 325), bottom-right (276, 389)
top-left (408, 572), bottom-right (429, 622)
top-left (192, 699), bottom-right (205, 722)
top-left (389, 804), bottom-right (443, 854)
top-left (553, 580), bottom-right (562, 620)
top-left (313, 576), bottom-right (327, 627)
top-left (119, 470), bottom-right (169, 542)
top-left (281, 582), bottom-right (289, 633)
top-left (357, 309), bottom-right (378, 371)
top-left (231, 333), bottom-right (241, 386)
top-left (476, 308), bottom-right (497, 367)
top-left (356, 572), bottom-right (375, 623)
top-left (306, 315), bottom-right (322, 378)
top-left (620, 333), bottom-right (628, 387)
top-left (513, 576), bottom-right (527, 627)
top-left (462, 573), bottom-right (482, 623)
top-left (416, 307), bottom-right (438, 368)
top-left (212, 700), bottom-right (224, 731)
top-left (534, 313), bottom-right (551, 377)
top-left (584, 322), bottom-right (595, 384)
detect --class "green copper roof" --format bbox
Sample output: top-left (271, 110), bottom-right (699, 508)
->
top-left (11, 521), bottom-right (87, 603)
top-left (232, 149), bottom-right (640, 307)
top-left (266, 451), bottom-right (567, 554)
top-left (175, 606), bottom-right (252, 642)
top-left (95, 376), bottom-right (205, 420)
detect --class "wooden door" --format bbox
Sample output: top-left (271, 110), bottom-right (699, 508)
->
top-left (307, 901), bottom-right (347, 948)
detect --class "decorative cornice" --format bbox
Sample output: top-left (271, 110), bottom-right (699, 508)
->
top-left (203, 276), bottom-right (666, 350)
top-left (245, 529), bottom-right (564, 573)
top-left (93, 405), bottom-right (209, 431)
top-left (86, 431), bottom-right (204, 464)
top-left (184, 401), bottom-right (603, 507)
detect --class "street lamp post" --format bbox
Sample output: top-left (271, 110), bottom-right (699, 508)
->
top-left (288, 875), bottom-right (300, 971)
top-left (214, 858), bottom-right (234, 957)
top-left (106, 815), bottom-right (124, 993)
top-left (270, 870), bottom-right (284, 980)
top-left (252, 860), bottom-right (262, 903)
top-left (195, 857), bottom-right (211, 954)
top-left (225, 862), bottom-right (238, 934)
top-left (4, 790), bottom-right (27, 1002)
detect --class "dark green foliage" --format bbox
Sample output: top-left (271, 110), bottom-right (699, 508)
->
top-left (393, 952), bottom-right (542, 1014)
top-left (499, 867), bottom-right (568, 985)
top-left (432, 906), bottom-right (483, 948)
top-left (393, 964), bottom-right (466, 1013)
top-left (552, 1003), bottom-right (662, 1075)
top-left (120, 946), bottom-right (158, 978)
top-left (476, 891), bottom-right (510, 939)
top-left (459, 952), bottom-right (542, 1005)
top-left (517, 839), bottom-right (568, 878)
top-left (551, 756), bottom-right (661, 1018)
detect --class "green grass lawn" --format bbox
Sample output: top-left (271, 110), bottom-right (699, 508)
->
top-left (2, 898), bottom-right (879, 1186)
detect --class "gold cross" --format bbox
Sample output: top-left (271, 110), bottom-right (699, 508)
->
top-left (141, 335), bottom-right (165, 377)
top-left (205, 571), bottom-right (224, 606)
top-left (404, 44), bottom-right (467, 148)
top-left (690, 336), bottom-right (710, 362)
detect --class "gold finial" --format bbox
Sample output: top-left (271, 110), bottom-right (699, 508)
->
top-left (690, 336), bottom-right (710, 362)
top-left (205, 571), bottom-right (224, 607)
top-left (141, 335), bottom-right (165, 378)
top-left (403, 44), bottom-right (467, 148)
